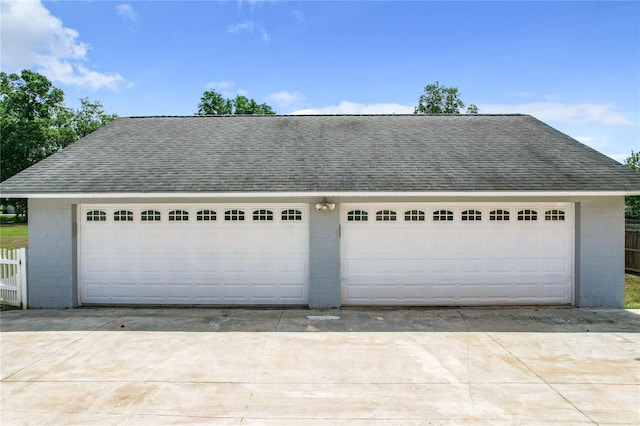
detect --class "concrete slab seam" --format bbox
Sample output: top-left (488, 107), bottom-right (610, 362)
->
top-left (274, 309), bottom-right (285, 332)
top-left (455, 309), bottom-right (479, 417)
top-left (1, 330), bottom-right (96, 382)
top-left (484, 332), bottom-right (598, 425)
top-left (243, 329), bottom-right (280, 420)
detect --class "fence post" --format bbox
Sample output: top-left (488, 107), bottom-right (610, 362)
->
top-left (19, 248), bottom-right (27, 309)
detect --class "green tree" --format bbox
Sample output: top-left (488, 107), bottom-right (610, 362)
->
top-left (197, 89), bottom-right (233, 115)
top-left (1, 70), bottom-right (116, 218)
top-left (197, 89), bottom-right (275, 115)
top-left (232, 95), bottom-right (275, 115)
top-left (625, 150), bottom-right (640, 218)
top-left (414, 81), bottom-right (478, 114)
top-left (1, 71), bottom-right (117, 182)
top-left (72, 97), bottom-right (118, 139)
top-left (0, 70), bottom-right (74, 182)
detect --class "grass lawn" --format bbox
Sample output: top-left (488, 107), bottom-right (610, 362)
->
top-left (625, 273), bottom-right (640, 309)
top-left (0, 223), bottom-right (28, 250)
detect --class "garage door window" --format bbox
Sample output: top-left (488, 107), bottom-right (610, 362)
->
top-left (517, 209), bottom-right (537, 221)
top-left (141, 210), bottom-right (161, 221)
top-left (113, 210), bottom-right (133, 222)
top-left (169, 210), bottom-right (189, 221)
top-left (347, 210), bottom-right (368, 222)
top-left (405, 210), bottom-right (425, 221)
top-left (86, 210), bottom-right (106, 222)
top-left (376, 210), bottom-right (397, 221)
top-left (461, 209), bottom-right (482, 221)
top-left (197, 210), bottom-right (216, 221)
top-left (433, 210), bottom-right (453, 221)
top-left (225, 209), bottom-right (245, 221)
top-left (545, 209), bottom-right (565, 221)
top-left (489, 209), bottom-right (509, 221)
top-left (253, 209), bottom-right (274, 221)
top-left (282, 209), bottom-right (302, 221)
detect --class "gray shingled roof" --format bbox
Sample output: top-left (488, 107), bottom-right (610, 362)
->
top-left (1, 114), bottom-right (639, 194)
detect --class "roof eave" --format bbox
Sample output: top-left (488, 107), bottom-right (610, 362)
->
top-left (3, 190), bottom-right (639, 199)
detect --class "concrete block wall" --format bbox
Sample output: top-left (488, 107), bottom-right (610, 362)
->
top-left (308, 206), bottom-right (341, 308)
top-left (27, 199), bottom-right (76, 308)
top-left (576, 197), bottom-right (626, 308)
top-left (22, 196), bottom-right (628, 309)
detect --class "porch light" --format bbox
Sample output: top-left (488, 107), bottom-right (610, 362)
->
top-left (315, 198), bottom-right (336, 211)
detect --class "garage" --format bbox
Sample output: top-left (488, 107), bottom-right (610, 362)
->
top-left (4, 115), bottom-right (637, 309)
top-left (79, 204), bottom-right (309, 305)
top-left (341, 203), bottom-right (574, 305)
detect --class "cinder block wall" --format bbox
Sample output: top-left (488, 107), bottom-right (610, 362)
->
top-left (27, 199), bottom-right (76, 308)
top-left (23, 196), bottom-right (628, 309)
top-left (308, 206), bottom-right (341, 308)
top-left (577, 196), bottom-right (626, 308)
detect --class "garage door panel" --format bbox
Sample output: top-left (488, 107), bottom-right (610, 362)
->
top-left (543, 258), bottom-right (569, 273)
top-left (84, 282), bottom-right (110, 298)
top-left (431, 258), bottom-right (457, 273)
top-left (488, 232), bottom-right (514, 247)
top-left (112, 284), bottom-right (137, 299)
top-left (84, 257), bottom-right (108, 273)
top-left (486, 258), bottom-right (511, 273)
top-left (543, 232), bottom-right (571, 248)
top-left (456, 284), bottom-right (486, 298)
top-left (341, 203), bottom-right (573, 305)
top-left (542, 283), bottom-right (569, 297)
top-left (513, 284), bottom-right (540, 298)
top-left (166, 283), bottom-right (193, 300)
top-left (279, 261), bottom-right (306, 274)
top-left (457, 258), bottom-right (485, 273)
top-left (80, 204), bottom-right (309, 305)
top-left (514, 259), bottom-right (540, 273)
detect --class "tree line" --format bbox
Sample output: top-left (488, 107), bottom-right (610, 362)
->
top-left (195, 80), bottom-right (478, 116)
top-left (1, 70), bottom-right (117, 183)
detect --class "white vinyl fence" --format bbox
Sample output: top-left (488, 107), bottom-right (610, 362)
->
top-left (0, 248), bottom-right (27, 309)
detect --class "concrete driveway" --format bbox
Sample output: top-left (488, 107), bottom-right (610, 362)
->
top-left (1, 307), bottom-right (639, 425)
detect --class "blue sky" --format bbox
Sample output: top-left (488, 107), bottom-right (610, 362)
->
top-left (1, 0), bottom-right (638, 161)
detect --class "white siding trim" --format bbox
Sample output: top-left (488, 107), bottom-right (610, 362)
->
top-left (14, 190), bottom-right (640, 199)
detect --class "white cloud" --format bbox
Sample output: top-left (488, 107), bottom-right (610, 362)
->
top-left (607, 154), bottom-right (629, 164)
top-left (37, 56), bottom-right (123, 91)
top-left (266, 91), bottom-right (303, 108)
top-left (291, 101), bottom-right (414, 115)
top-left (0, 0), bottom-right (124, 90)
top-left (573, 136), bottom-right (595, 144)
top-left (571, 134), bottom-right (610, 152)
top-left (205, 80), bottom-right (247, 98)
top-left (227, 20), bottom-right (269, 42)
top-left (479, 102), bottom-right (632, 126)
top-left (206, 80), bottom-right (235, 90)
top-left (293, 10), bottom-right (305, 21)
top-left (227, 21), bottom-right (254, 34)
top-left (237, 0), bottom-right (255, 6)
top-left (116, 4), bottom-right (137, 21)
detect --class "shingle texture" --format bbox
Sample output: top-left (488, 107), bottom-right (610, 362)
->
top-left (1, 114), bottom-right (639, 194)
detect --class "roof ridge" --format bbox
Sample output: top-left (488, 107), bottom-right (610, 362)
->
top-left (124, 113), bottom-right (530, 119)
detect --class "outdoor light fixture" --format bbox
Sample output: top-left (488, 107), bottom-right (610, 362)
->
top-left (315, 198), bottom-right (336, 211)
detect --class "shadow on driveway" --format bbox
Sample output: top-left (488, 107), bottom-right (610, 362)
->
top-left (1, 306), bottom-right (639, 333)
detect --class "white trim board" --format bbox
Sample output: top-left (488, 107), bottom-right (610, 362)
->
top-left (9, 190), bottom-right (639, 199)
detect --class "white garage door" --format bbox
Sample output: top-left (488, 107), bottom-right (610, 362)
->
top-left (79, 204), bottom-right (309, 305)
top-left (341, 203), bottom-right (574, 305)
